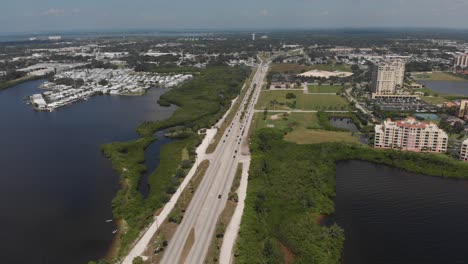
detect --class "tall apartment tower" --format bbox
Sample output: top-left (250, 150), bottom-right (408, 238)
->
top-left (459, 99), bottom-right (468, 119)
top-left (374, 117), bottom-right (448, 153)
top-left (454, 53), bottom-right (468, 69)
top-left (460, 139), bottom-right (468, 162)
top-left (252, 33), bottom-right (256, 41)
top-left (371, 59), bottom-right (405, 94)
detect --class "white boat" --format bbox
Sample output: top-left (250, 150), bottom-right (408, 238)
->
top-left (112, 229), bottom-right (117, 234)
top-left (106, 219), bottom-right (113, 223)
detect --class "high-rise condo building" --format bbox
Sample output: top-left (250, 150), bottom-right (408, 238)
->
top-left (371, 59), bottom-right (405, 94)
top-left (455, 53), bottom-right (468, 69)
top-left (459, 99), bottom-right (468, 119)
top-left (461, 139), bottom-right (468, 162)
top-left (374, 117), bottom-right (448, 153)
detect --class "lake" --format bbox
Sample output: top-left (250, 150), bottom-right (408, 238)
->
top-left (327, 160), bottom-right (468, 264)
top-left (419, 80), bottom-right (468, 96)
top-left (328, 117), bottom-right (358, 132)
top-left (0, 80), bottom-right (176, 263)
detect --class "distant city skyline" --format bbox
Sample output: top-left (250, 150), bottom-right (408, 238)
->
top-left (1, 0), bottom-right (468, 33)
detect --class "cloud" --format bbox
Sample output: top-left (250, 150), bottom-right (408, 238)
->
top-left (259, 9), bottom-right (269, 17)
top-left (42, 8), bottom-right (66, 17)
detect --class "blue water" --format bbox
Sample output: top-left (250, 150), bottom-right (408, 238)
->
top-left (0, 80), bottom-right (176, 263)
top-left (420, 80), bottom-right (468, 96)
top-left (414, 113), bottom-right (439, 121)
top-left (138, 131), bottom-right (174, 198)
top-left (0, 30), bottom-right (206, 43)
top-left (328, 161), bottom-right (468, 264)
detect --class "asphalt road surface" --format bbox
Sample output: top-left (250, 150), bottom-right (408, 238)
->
top-left (159, 61), bottom-right (270, 264)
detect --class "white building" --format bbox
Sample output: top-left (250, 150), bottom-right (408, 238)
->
top-left (454, 53), bottom-right (468, 69)
top-left (252, 33), bottom-right (256, 41)
top-left (371, 59), bottom-right (405, 94)
top-left (461, 139), bottom-right (468, 161)
top-left (374, 117), bottom-right (448, 153)
top-left (48, 36), bottom-right (62, 41)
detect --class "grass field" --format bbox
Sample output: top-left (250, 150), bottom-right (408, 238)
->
top-left (253, 112), bottom-right (321, 131)
top-left (270, 63), bottom-right (351, 74)
top-left (256, 90), bottom-right (350, 111)
top-left (252, 112), bottom-right (358, 145)
top-left (413, 72), bottom-right (466, 82)
top-left (308, 85), bottom-right (344, 93)
top-left (285, 129), bottom-right (359, 144)
top-left (421, 96), bottom-right (448, 105)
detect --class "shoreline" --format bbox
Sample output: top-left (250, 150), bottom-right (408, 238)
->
top-left (0, 75), bottom-right (43, 91)
top-left (98, 66), bottom-right (251, 262)
top-left (105, 219), bottom-right (127, 261)
top-left (121, 88), bottom-right (239, 263)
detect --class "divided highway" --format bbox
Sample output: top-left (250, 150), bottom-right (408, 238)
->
top-left (159, 61), bottom-right (269, 264)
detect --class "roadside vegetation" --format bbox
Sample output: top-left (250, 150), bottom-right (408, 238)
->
top-left (142, 160), bottom-right (210, 263)
top-left (138, 66), bottom-right (251, 137)
top-left (102, 135), bottom-right (201, 259)
top-left (99, 66), bottom-right (250, 261)
top-left (206, 68), bottom-right (257, 153)
top-left (235, 128), bottom-right (468, 264)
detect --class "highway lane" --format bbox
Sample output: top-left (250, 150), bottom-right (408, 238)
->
top-left (159, 61), bottom-right (269, 264)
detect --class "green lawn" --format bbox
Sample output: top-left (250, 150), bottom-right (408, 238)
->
top-left (270, 63), bottom-right (351, 74)
top-left (253, 112), bottom-right (321, 131)
top-left (256, 90), bottom-right (350, 111)
top-left (413, 72), bottom-right (466, 82)
top-left (421, 96), bottom-right (448, 105)
top-left (285, 129), bottom-right (359, 144)
top-left (308, 85), bottom-right (344, 93)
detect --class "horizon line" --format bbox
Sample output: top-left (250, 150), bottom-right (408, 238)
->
top-left (2, 26), bottom-right (468, 36)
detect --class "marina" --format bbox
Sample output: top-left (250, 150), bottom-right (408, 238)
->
top-left (29, 68), bottom-right (192, 111)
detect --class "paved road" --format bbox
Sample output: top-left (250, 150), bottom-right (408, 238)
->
top-left (345, 87), bottom-right (375, 119)
top-left (159, 61), bottom-right (270, 264)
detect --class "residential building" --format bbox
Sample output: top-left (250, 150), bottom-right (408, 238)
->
top-left (459, 99), bottom-right (468, 119)
top-left (455, 53), bottom-right (468, 69)
top-left (461, 139), bottom-right (468, 161)
top-left (374, 117), bottom-right (448, 153)
top-left (371, 59), bottom-right (405, 94)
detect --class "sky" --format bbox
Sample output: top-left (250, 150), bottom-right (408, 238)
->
top-left (0, 0), bottom-right (468, 33)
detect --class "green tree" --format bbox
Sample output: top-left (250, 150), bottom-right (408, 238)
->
top-left (132, 256), bottom-right (144, 264)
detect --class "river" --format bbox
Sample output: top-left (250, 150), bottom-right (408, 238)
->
top-left (328, 160), bottom-right (468, 264)
top-left (419, 80), bottom-right (468, 96)
top-left (0, 80), bottom-right (176, 263)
